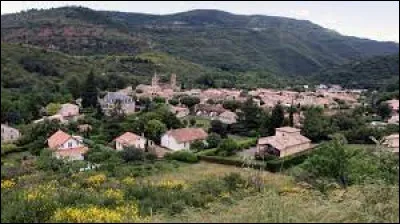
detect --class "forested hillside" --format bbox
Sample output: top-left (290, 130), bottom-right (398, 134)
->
top-left (2, 7), bottom-right (398, 75)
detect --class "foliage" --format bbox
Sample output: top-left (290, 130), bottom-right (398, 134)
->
top-left (81, 70), bottom-right (99, 109)
top-left (46, 103), bottom-right (62, 116)
top-left (144, 119), bottom-right (167, 144)
top-left (217, 139), bottom-right (239, 156)
top-left (191, 140), bottom-right (206, 151)
top-left (302, 106), bottom-right (333, 142)
top-left (209, 120), bottom-right (228, 138)
top-left (180, 96), bottom-right (200, 109)
top-left (376, 102), bottom-right (392, 120)
top-left (120, 147), bottom-right (145, 162)
top-left (206, 133), bottom-right (222, 149)
top-left (165, 151), bottom-right (199, 163)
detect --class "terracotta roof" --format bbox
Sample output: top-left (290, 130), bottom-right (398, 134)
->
top-left (166, 128), bottom-right (208, 144)
top-left (54, 147), bottom-right (89, 158)
top-left (48, 130), bottom-right (72, 149)
top-left (276, 127), bottom-right (301, 133)
top-left (258, 133), bottom-right (311, 151)
top-left (115, 132), bottom-right (145, 146)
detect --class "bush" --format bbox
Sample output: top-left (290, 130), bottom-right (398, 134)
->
top-left (196, 148), bottom-right (218, 156)
top-left (191, 140), bottom-right (206, 151)
top-left (206, 133), bottom-right (222, 149)
top-left (1, 144), bottom-right (22, 156)
top-left (217, 139), bottom-right (239, 156)
top-left (165, 151), bottom-right (199, 163)
top-left (120, 148), bottom-right (145, 162)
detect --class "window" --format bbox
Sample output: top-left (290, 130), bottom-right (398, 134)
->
top-left (68, 142), bottom-right (73, 148)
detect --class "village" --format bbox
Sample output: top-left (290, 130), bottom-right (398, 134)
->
top-left (2, 72), bottom-right (399, 165)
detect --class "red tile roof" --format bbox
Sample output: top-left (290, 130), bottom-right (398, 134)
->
top-left (48, 130), bottom-right (72, 149)
top-left (166, 128), bottom-right (208, 144)
top-left (258, 133), bottom-right (311, 151)
top-left (115, 132), bottom-right (145, 146)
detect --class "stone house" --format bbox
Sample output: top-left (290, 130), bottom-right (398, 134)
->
top-left (257, 127), bottom-right (312, 158)
top-left (99, 92), bottom-right (136, 116)
top-left (170, 106), bottom-right (190, 118)
top-left (195, 104), bottom-right (226, 118)
top-left (161, 128), bottom-right (208, 151)
top-left (1, 124), bottom-right (21, 143)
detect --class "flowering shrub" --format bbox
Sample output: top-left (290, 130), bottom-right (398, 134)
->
top-left (1, 179), bottom-right (16, 189)
top-left (51, 204), bottom-right (145, 223)
top-left (122, 177), bottom-right (136, 186)
top-left (157, 179), bottom-right (188, 190)
top-left (86, 174), bottom-right (107, 187)
top-left (104, 189), bottom-right (124, 205)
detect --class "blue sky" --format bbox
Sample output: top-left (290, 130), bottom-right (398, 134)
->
top-left (1, 1), bottom-right (399, 42)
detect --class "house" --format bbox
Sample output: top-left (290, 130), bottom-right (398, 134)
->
top-left (161, 128), bottom-right (208, 151)
top-left (218, 111), bottom-right (238, 124)
top-left (388, 115), bottom-right (399, 124)
top-left (114, 132), bottom-right (147, 151)
top-left (170, 106), bottom-right (190, 118)
top-left (382, 134), bottom-right (399, 154)
top-left (58, 103), bottom-right (80, 120)
top-left (47, 130), bottom-right (88, 161)
top-left (195, 104), bottom-right (226, 118)
top-left (385, 99), bottom-right (399, 113)
top-left (1, 124), bottom-right (21, 143)
top-left (99, 92), bottom-right (136, 116)
top-left (257, 127), bottom-right (312, 158)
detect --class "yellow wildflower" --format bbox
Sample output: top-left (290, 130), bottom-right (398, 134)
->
top-left (86, 174), bottom-right (107, 187)
top-left (157, 179), bottom-right (188, 190)
top-left (122, 177), bottom-right (136, 186)
top-left (1, 179), bottom-right (16, 190)
top-left (51, 204), bottom-right (146, 223)
top-left (105, 189), bottom-right (124, 202)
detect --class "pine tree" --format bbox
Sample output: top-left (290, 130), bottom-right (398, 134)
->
top-left (81, 70), bottom-right (98, 109)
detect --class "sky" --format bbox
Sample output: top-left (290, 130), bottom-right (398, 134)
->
top-left (1, 1), bottom-right (399, 43)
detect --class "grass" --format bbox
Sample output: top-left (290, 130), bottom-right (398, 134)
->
top-left (181, 116), bottom-right (212, 131)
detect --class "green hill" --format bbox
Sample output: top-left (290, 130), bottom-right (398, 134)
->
top-left (2, 7), bottom-right (398, 76)
top-left (313, 54), bottom-right (399, 89)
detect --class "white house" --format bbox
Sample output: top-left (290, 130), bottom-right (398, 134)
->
top-left (47, 130), bottom-right (88, 161)
top-left (161, 128), bottom-right (208, 151)
top-left (1, 124), bottom-right (21, 143)
top-left (114, 132), bottom-right (147, 151)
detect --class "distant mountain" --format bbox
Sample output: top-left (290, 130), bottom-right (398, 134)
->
top-left (2, 6), bottom-right (399, 76)
top-left (312, 54), bottom-right (399, 89)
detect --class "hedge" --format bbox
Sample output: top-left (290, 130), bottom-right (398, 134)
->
top-left (1, 144), bottom-right (25, 156)
top-left (165, 151), bottom-right (199, 163)
top-left (196, 148), bottom-right (218, 156)
top-left (199, 147), bottom-right (318, 173)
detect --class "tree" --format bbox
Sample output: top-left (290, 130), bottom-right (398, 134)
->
top-left (81, 70), bottom-right (99, 109)
top-left (153, 96), bottom-right (166, 104)
top-left (45, 103), bottom-right (61, 116)
top-left (238, 98), bottom-right (263, 135)
top-left (270, 103), bottom-right (285, 132)
top-left (145, 119), bottom-right (167, 144)
top-left (217, 138), bottom-right (239, 156)
top-left (210, 120), bottom-right (228, 138)
top-left (65, 76), bottom-right (81, 99)
top-left (120, 147), bottom-right (145, 162)
top-left (288, 104), bottom-right (297, 127)
top-left (302, 134), bottom-right (349, 188)
top-left (180, 96), bottom-right (200, 110)
top-left (303, 107), bottom-right (333, 142)
top-left (377, 103), bottom-right (392, 120)
top-left (207, 133), bottom-right (222, 148)
top-left (223, 100), bottom-right (241, 112)
top-left (168, 98), bottom-right (179, 106)
top-left (190, 118), bottom-right (196, 127)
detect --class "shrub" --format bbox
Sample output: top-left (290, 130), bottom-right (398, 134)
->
top-left (191, 140), bottom-right (206, 151)
top-left (207, 133), bottom-right (222, 149)
top-left (1, 144), bottom-right (22, 156)
top-left (217, 139), bottom-right (239, 156)
top-left (120, 147), bottom-right (145, 162)
top-left (165, 151), bottom-right (199, 163)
